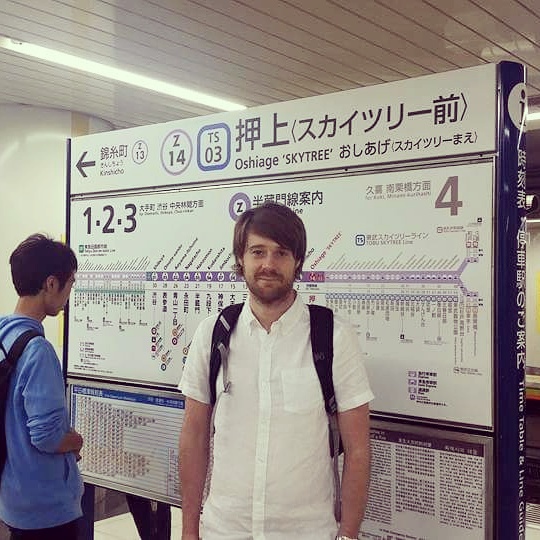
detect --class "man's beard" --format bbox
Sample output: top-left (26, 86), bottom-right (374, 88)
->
top-left (245, 270), bottom-right (295, 305)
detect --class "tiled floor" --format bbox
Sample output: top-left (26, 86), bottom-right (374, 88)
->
top-left (93, 510), bottom-right (540, 539)
top-left (94, 506), bottom-right (182, 539)
top-left (529, 523), bottom-right (540, 539)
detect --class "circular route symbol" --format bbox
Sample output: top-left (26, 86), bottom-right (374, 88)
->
top-left (161, 129), bottom-right (193, 176)
top-left (229, 192), bottom-right (251, 221)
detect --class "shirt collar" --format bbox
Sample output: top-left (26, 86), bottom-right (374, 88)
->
top-left (241, 302), bottom-right (259, 335)
top-left (240, 293), bottom-right (307, 336)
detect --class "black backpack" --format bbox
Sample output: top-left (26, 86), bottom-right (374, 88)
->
top-left (209, 303), bottom-right (344, 521)
top-left (0, 330), bottom-right (42, 479)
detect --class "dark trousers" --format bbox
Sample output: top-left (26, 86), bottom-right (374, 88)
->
top-left (126, 494), bottom-right (171, 540)
top-left (8, 519), bottom-right (79, 540)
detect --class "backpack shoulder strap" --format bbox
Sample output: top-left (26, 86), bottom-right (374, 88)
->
top-left (0, 329), bottom-right (42, 482)
top-left (308, 304), bottom-right (335, 414)
top-left (308, 304), bottom-right (343, 523)
top-left (209, 303), bottom-right (244, 406)
top-left (0, 330), bottom-right (43, 382)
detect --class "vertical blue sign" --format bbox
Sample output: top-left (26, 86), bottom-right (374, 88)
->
top-left (495, 61), bottom-right (527, 540)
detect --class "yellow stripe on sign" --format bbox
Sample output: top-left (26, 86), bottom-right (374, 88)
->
top-left (57, 310), bottom-right (64, 349)
top-left (537, 272), bottom-right (540, 333)
top-left (59, 233), bottom-right (66, 349)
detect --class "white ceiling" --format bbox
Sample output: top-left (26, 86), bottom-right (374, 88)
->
top-left (1, 0), bottom-right (540, 176)
top-left (2, 0), bottom-right (540, 127)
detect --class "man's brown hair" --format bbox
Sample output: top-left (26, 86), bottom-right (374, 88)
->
top-left (232, 202), bottom-right (307, 279)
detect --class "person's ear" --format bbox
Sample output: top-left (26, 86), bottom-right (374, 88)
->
top-left (44, 275), bottom-right (57, 292)
top-left (234, 258), bottom-right (244, 277)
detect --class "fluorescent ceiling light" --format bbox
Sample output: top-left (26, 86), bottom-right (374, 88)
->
top-left (528, 111), bottom-right (540, 122)
top-left (0, 36), bottom-right (246, 112)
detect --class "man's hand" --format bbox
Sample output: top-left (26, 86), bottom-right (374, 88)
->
top-left (337, 403), bottom-right (371, 537)
top-left (56, 428), bottom-right (84, 454)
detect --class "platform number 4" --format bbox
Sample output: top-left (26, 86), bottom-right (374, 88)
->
top-left (435, 176), bottom-right (463, 215)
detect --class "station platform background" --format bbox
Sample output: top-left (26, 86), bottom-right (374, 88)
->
top-left (94, 506), bottom-right (182, 540)
top-left (1, 486), bottom-right (540, 538)
top-left (93, 507), bottom-right (540, 540)
top-left (0, 503), bottom-right (538, 538)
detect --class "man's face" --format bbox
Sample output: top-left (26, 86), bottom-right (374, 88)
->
top-left (240, 232), bottom-right (299, 305)
top-left (45, 272), bottom-right (76, 316)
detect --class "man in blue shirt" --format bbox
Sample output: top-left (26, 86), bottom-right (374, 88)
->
top-left (0, 234), bottom-right (84, 540)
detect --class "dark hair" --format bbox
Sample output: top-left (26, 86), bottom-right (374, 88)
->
top-left (233, 202), bottom-right (307, 279)
top-left (9, 234), bottom-right (78, 296)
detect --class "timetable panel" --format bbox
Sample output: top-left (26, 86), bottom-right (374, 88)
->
top-left (361, 420), bottom-right (492, 540)
top-left (69, 382), bottom-right (183, 504)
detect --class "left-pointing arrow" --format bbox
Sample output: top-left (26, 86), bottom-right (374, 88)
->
top-left (76, 151), bottom-right (96, 178)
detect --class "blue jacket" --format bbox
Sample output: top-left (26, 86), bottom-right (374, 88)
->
top-left (0, 315), bottom-right (83, 529)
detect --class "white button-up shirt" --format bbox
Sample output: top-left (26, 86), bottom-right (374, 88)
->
top-left (179, 296), bottom-right (373, 540)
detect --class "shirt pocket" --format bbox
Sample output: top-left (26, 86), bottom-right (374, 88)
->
top-left (281, 366), bottom-right (322, 413)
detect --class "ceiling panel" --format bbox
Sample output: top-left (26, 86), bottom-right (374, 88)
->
top-left (226, 0), bottom-right (430, 78)
top-left (310, 0), bottom-right (460, 73)
top-left (109, 1), bottom-right (348, 97)
top-left (379, 0), bottom-right (500, 63)
top-left (471, 0), bottom-right (540, 44)
top-left (2, 1), bottom-right (306, 103)
top-left (434, 0), bottom-right (540, 69)
top-left (360, 0), bottom-right (482, 67)
top-left (0, 0), bottom-right (539, 136)
top-left (168, 0), bottom-right (399, 83)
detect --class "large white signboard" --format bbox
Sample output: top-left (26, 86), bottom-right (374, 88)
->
top-left (69, 65), bottom-right (497, 194)
top-left (68, 160), bottom-right (493, 428)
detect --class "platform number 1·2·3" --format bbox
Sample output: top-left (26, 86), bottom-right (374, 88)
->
top-left (82, 204), bottom-right (137, 235)
top-left (435, 176), bottom-right (463, 215)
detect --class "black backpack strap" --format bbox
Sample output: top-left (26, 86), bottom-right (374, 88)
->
top-left (0, 329), bottom-right (42, 481)
top-left (308, 304), bottom-right (335, 414)
top-left (209, 303), bottom-right (244, 406)
top-left (308, 304), bottom-right (342, 522)
top-left (0, 343), bottom-right (6, 367)
top-left (308, 304), bottom-right (340, 453)
top-left (0, 330), bottom-right (43, 384)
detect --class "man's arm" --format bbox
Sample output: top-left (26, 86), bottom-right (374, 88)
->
top-left (179, 397), bottom-right (212, 540)
top-left (336, 403), bottom-right (371, 538)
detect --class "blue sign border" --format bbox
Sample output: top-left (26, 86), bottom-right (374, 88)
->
top-left (494, 60), bottom-right (526, 540)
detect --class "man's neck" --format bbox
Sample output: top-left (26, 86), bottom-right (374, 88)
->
top-left (249, 289), bottom-right (296, 332)
top-left (14, 296), bottom-right (46, 322)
